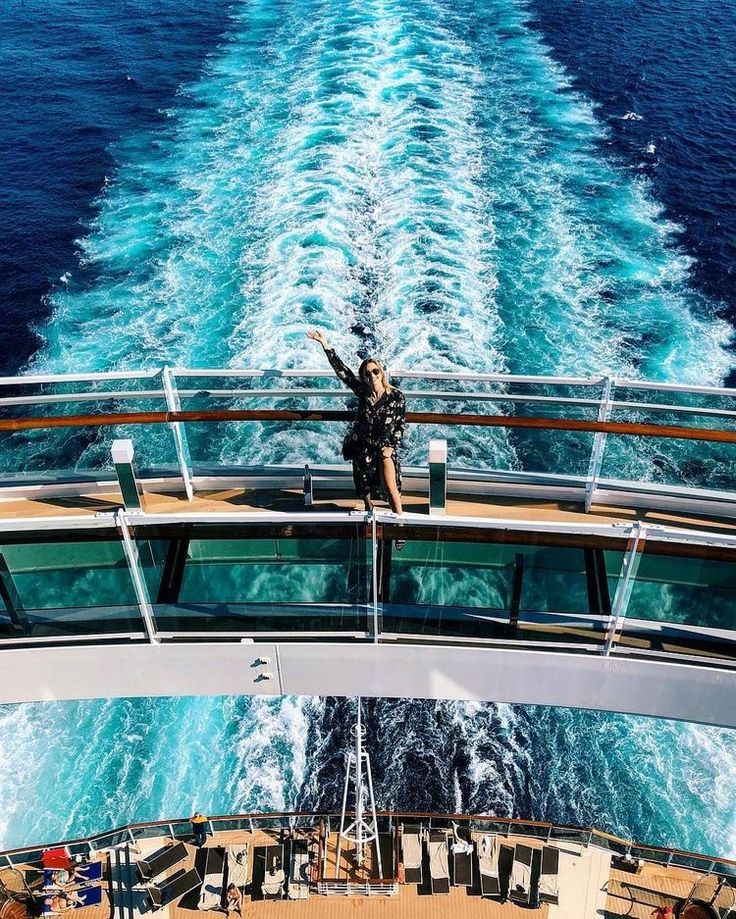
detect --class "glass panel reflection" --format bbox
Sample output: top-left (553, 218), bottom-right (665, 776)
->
top-left (136, 525), bottom-right (370, 633)
top-left (382, 527), bottom-right (624, 643)
top-left (619, 544), bottom-right (736, 658)
top-left (0, 537), bottom-right (142, 638)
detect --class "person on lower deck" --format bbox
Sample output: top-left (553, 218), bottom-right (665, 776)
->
top-left (190, 811), bottom-right (208, 848)
top-left (307, 330), bottom-right (406, 517)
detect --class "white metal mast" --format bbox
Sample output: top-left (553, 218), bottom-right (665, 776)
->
top-left (334, 698), bottom-right (382, 879)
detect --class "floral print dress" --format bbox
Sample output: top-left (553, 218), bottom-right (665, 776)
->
top-left (325, 348), bottom-right (406, 500)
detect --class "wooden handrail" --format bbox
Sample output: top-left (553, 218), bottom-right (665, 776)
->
top-left (1, 408), bottom-right (735, 444)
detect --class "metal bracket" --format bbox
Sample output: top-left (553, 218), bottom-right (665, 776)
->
top-left (116, 509), bottom-right (159, 644)
top-left (162, 365), bottom-right (194, 501)
top-left (603, 521), bottom-right (645, 655)
top-left (585, 375), bottom-right (615, 512)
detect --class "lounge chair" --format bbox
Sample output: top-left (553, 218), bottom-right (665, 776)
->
top-left (226, 844), bottom-right (249, 893)
top-left (401, 825), bottom-right (423, 885)
top-left (148, 868), bottom-right (201, 910)
top-left (198, 847), bottom-right (225, 910)
top-left (42, 885), bottom-right (104, 915)
top-left (428, 831), bottom-right (450, 895)
top-left (288, 842), bottom-right (310, 900)
top-left (509, 844), bottom-right (533, 905)
top-left (451, 825), bottom-right (473, 887)
top-left (539, 845), bottom-right (559, 904)
top-left (137, 841), bottom-right (188, 882)
top-left (477, 834), bottom-right (501, 898)
top-left (44, 862), bottom-right (103, 890)
top-left (261, 845), bottom-right (285, 900)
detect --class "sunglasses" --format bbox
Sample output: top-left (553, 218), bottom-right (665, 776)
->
top-left (364, 368), bottom-right (381, 377)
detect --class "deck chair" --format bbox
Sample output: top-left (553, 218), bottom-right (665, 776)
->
top-left (451, 826), bottom-right (473, 887)
top-left (261, 845), bottom-right (285, 900)
top-left (42, 885), bottom-right (104, 915)
top-left (401, 825), bottom-right (423, 885)
top-left (288, 842), bottom-right (310, 900)
top-left (226, 844), bottom-right (249, 895)
top-left (428, 831), bottom-right (450, 895)
top-left (477, 834), bottom-right (500, 898)
top-left (509, 844), bottom-right (533, 905)
top-left (539, 845), bottom-right (559, 904)
top-left (137, 841), bottom-right (187, 882)
top-left (148, 868), bottom-right (201, 910)
top-left (44, 862), bottom-right (103, 890)
top-left (198, 847), bottom-right (225, 910)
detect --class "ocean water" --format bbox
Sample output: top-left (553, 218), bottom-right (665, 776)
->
top-left (1, 0), bottom-right (736, 852)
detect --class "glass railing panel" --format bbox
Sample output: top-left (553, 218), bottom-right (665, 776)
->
top-left (130, 824), bottom-right (170, 842)
top-left (600, 384), bottom-right (736, 493)
top-left (469, 819), bottom-right (511, 836)
top-left (135, 523), bottom-right (370, 634)
top-left (627, 547), bottom-right (736, 629)
top-left (0, 535), bottom-right (144, 639)
top-left (381, 526), bottom-right (624, 644)
top-left (151, 601), bottom-right (369, 634)
top-left (616, 544), bottom-right (736, 660)
top-left (89, 829), bottom-right (130, 850)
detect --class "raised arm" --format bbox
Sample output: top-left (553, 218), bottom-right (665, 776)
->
top-left (307, 329), bottom-right (362, 395)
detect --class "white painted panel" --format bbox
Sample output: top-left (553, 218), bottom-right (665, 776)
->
top-left (0, 642), bottom-right (734, 729)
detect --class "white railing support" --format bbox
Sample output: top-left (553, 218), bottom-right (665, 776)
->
top-left (603, 521), bottom-right (645, 655)
top-left (112, 439), bottom-right (144, 512)
top-left (116, 510), bottom-right (159, 644)
top-left (585, 375), bottom-right (615, 512)
top-left (429, 439), bottom-right (448, 515)
top-left (162, 365), bottom-right (194, 501)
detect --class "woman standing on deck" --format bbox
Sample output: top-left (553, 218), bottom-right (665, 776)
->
top-left (307, 330), bottom-right (406, 516)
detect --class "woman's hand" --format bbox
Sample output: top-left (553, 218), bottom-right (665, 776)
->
top-left (307, 329), bottom-right (329, 349)
top-left (381, 446), bottom-right (394, 459)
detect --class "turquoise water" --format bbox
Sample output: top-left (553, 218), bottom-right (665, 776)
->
top-left (1, 0), bottom-right (736, 855)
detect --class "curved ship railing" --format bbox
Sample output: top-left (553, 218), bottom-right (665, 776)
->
top-left (1, 367), bottom-right (736, 726)
top-left (1, 365), bottom-right (736, 515)
top-left (1, 811), bottom-right (735, 881)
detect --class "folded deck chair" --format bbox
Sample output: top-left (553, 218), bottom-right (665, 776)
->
top-left (401, 825), bottom-right (423, 885)
top-left (198, 847), bottom-right (225, 910)
top-left (137, 841), bottom-right (187, 882)
top-left (509, 844), bottom-right (533, 905)
top-left (44, 862), bottom-right (103, 890)
top-left (451, 826), bottom-right (473, 887)
top-left (428, 831), bottom-right (450, 895)
top-left (148, 868), bottom-right (202, 910)
top-left (226, 844), bottom-right (249, 892)
top-left (288, 842), bottom-right (310, 900)
top-left (539, 845), bottom-right (559, 904)
top-left (42, 885), bottom-right (104, 915)
top-left (477, 834), bottom-right (500, 898)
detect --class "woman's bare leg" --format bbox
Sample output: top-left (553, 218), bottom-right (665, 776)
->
top-left (381, 452), bottom-right (403, 514)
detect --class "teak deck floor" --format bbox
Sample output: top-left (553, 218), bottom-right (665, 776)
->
top-left (2, 482), bottom-right (735, 538)
top-left (3, 829), bottom-right (711, 919)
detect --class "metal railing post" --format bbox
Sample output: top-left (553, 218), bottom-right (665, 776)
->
top-left (603, 521), bottom-right (645, 655)
top-left (112, 439), bottom-right (144, 512)
top-left (116, 509), bottom-right (159, 644)
top-left (585, 376), bottom-right (614, 512)
top-left (162, 365), bottom-right (194, 501)
top-left (428, 438), bottom-right (448, 515)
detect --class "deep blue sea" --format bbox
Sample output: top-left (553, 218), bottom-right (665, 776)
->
top-left (1, 0), bottom-right (736, 853)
